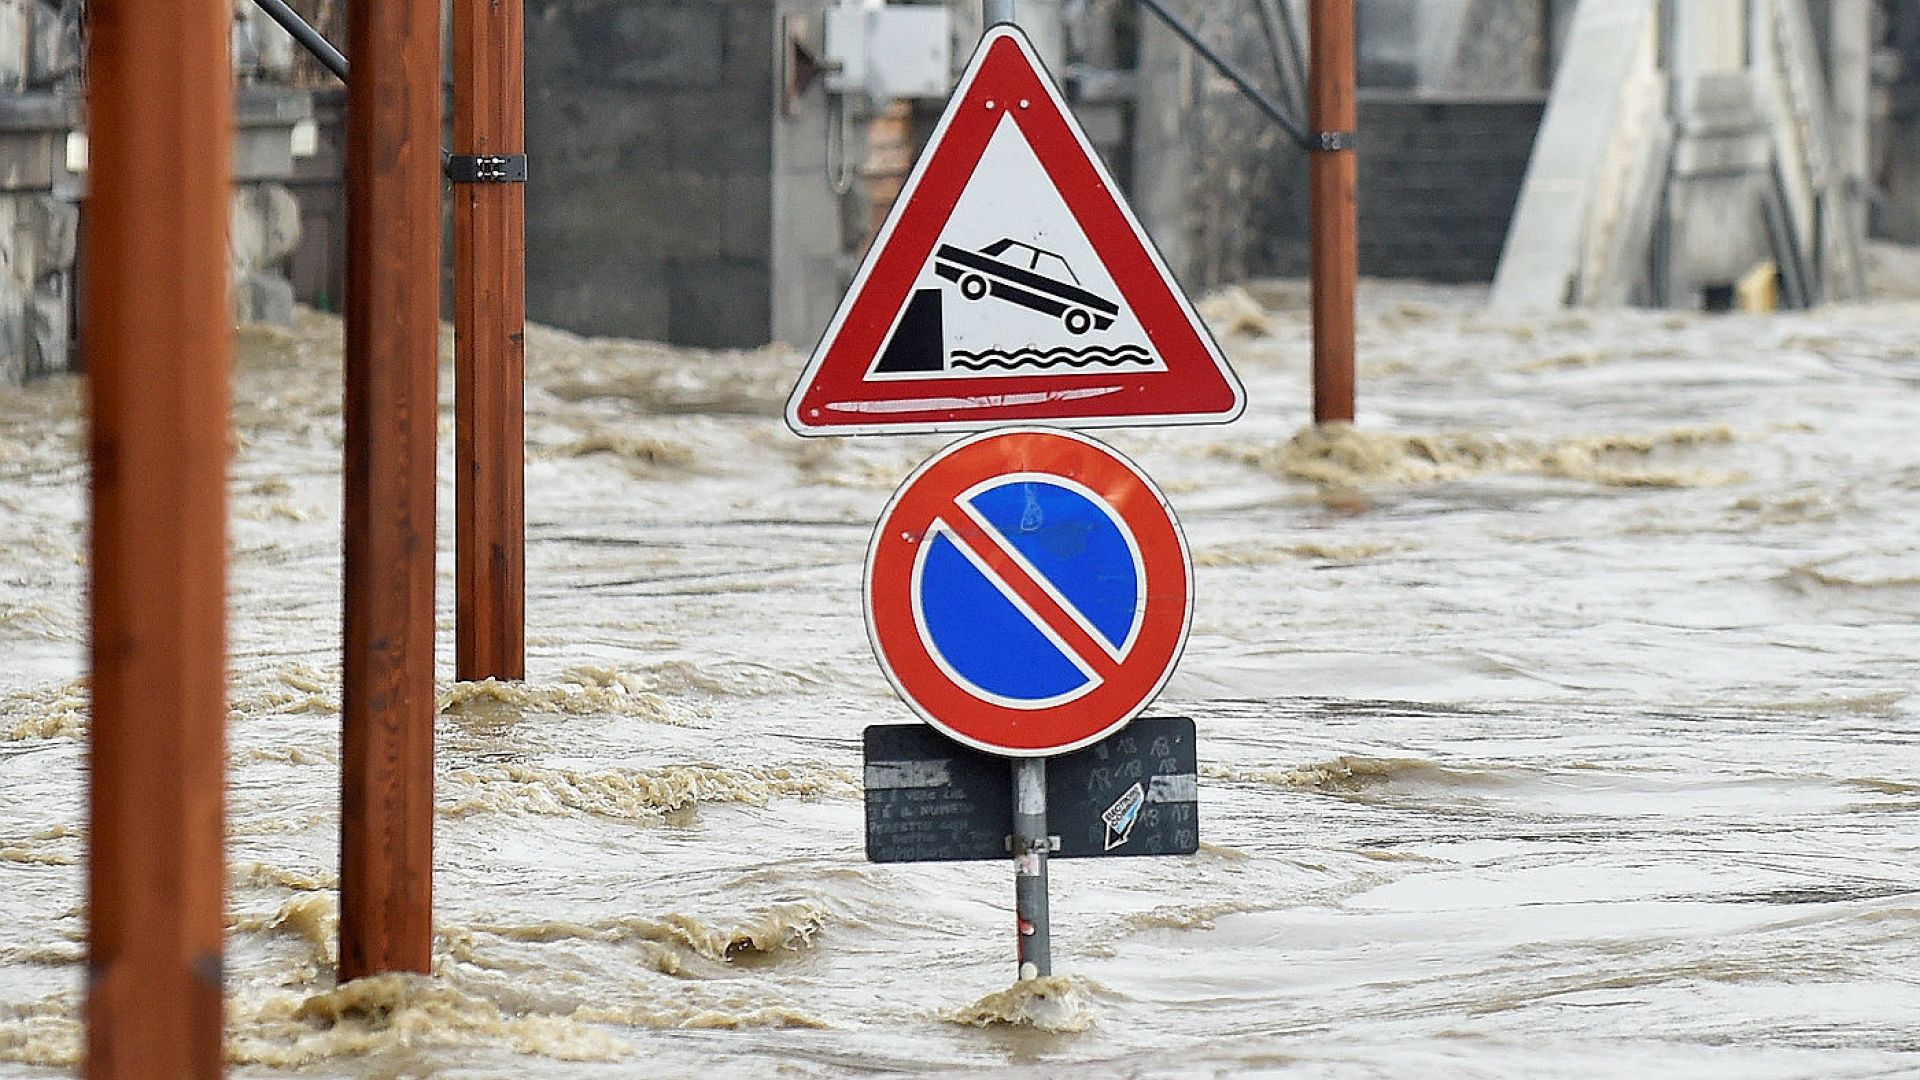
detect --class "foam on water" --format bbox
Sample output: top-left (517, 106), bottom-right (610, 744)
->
top-left (943, 976), bottom-right (1099, 1032)
top-left (1219, 422), bottom-right (1744, 489)
top-left (438, 763), bottom-right (858, 821)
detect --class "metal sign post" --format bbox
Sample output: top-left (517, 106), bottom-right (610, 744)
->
top-left (985, 0), bottom-right (1042, 977)
top-left (986, 0), bottom-right (1052, 981)
top-left (1012, 756), bottom-right (1051, 978)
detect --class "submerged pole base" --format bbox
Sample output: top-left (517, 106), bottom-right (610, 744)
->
top-left (1012, 756), bottom-right (1051, 979)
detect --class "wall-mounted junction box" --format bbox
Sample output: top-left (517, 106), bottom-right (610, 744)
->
top-left (824, 3), bottom-right (951, 101)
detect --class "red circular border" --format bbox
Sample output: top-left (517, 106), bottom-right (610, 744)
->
top-left (864, 428), bottom-right (1192, 756)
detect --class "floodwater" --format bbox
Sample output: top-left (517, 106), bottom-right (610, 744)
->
top-left (5, 251), bottom-right (1920, 1077)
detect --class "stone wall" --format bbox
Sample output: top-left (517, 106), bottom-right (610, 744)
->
top-left (0, 0), bottom-right (79, 383)
top-left (1130, 0), bottom-right (1305, 291)
top-left (1877, 0), bottom-right (1920, 240)
top-left (1128, 0), bottom-right (1551, 290)
top-left (0, 0), bottom-right (312, 384)
top-left (287, 88), bottom-right (345, 313)
top-left (1358, 95), bottom-right (1545, 282)
top-left (524, 0), bottom-right (778, 347)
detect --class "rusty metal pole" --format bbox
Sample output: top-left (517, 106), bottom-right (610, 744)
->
top-left (453, 0), bottom-right (528, 683)
top-left (83, 0), bottom-right (232, 1071)
top-left (1309, 0), bottom-right (1357, 425)
top-left (340, 0), bottom-right (441, 980)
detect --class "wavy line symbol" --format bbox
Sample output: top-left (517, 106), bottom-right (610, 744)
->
top-left (949, 344), bottom-right (1155, 371)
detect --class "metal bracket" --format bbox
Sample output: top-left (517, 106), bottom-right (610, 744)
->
top-left (1313, 131), bottom-right (1357, 152)
top-left (444, 154), bottom-right (528, 184)
top-left (781, 14), bottom-right (833, 118)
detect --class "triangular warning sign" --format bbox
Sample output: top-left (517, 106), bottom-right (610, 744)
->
top-left (786, 25), bottom-right (1246, 437)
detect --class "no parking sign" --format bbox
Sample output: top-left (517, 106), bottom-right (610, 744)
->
top-left (864, 427), bottom-right (1192, 756)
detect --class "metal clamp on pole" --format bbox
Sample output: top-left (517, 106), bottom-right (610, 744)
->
top-left (445, 154), bottom-right (529, 184)
top-left (1313, 131), bottom-right (1357, 152)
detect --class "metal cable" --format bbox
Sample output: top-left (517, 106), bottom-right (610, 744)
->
top-left (1132, 0), bottom-right (1314, 150)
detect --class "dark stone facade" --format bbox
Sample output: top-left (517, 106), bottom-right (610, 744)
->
top-left (1357, 95), bottom-right (1546, 283)
top-left (524, 0), bottom-right (777, 347)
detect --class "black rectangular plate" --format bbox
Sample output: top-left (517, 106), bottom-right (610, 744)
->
top-left (863, 718), bottom-right (1199, 863)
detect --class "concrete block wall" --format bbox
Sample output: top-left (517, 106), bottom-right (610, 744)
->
top-left (1131, 0), bottom-right (1305, 291)
top-left (287, 88), bottom-right (345, 312)
top-left (232, 84), bottom-right (312, 325)
top-left (1874, 0), bottom-right (1920, 241)
top-left (1357, 95), bottom-right (1545, 282)
top-left (769, 0), bottom-right (851, 350)
top-left (525, 0), bottom-right (778, 348)
top-left (1129, 0), bottom-right (1551, 290)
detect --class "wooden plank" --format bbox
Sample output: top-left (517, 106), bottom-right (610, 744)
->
top-left (1309, 0), bottom-right (1358, 425)
top-left (453, 0), bottom-right (528, 683)
top-left (83, 0), bottom-right (232, 1071)
top-left (340, 0), bottom-right (441, 982)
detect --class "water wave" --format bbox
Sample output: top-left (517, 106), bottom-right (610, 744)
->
top-left (234, 973), bottom-right (629, 1066)
top-left (569, 1001), bottom-right (829, 1030)
top-left (949, 344), bottom-right (1153, 371)
top-left (1195, 540), bottom-right (1400, 567)
top-left (234, 861), bottom-right (337, 892)
top-left (1, 680), bottom-right (86, 741)
top-left (1778, 564), bottom-right (1920, 592)
top-left (0, 602), bottom-right (74, 641)
top-left (233, 894), bottom-right (339, 966)
top-left (460, 902), bottom-right (829, 964)
top-left (1120, 898), bottom-right (1274, 933)
top-left (538, 430), bottom-right (696, 471)
top-left (1204, 755), bottom-right (1507, 794)
top-left (1218, 423), bottom-right (1743, 489)
top-left (437, 667), bottom-right (688, 725)
top-left (438, 762), bottom-right (857, 821)
top-left (0, 996), bottom-right (80, 1068)
top-left (0, 845), bottom-right (75, 866)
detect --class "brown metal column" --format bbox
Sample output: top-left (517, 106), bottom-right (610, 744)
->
top-left (453, 0), bottom-right (528, 682)
top-left (1309, 0), bottom-right (1357, 425)
top-left (340, 0), bottom-right (441, 980)
top-left (84, 0), bottom-right (232, 1071)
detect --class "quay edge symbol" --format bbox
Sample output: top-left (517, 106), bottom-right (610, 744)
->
top-left (786, 24), bottom-right (1245, 436)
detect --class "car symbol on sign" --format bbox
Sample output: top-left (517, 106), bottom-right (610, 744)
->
top-left (934, 239), bottom-right (1120, 336)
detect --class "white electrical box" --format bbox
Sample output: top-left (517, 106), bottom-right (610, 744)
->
top-left (824, 4), bottom-right (952, 101)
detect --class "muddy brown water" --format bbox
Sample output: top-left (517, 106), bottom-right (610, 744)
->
top-left (4, 261), bottom-right (1920, 1076)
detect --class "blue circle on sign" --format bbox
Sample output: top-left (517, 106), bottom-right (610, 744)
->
top-left (915, 477), bottom-right (1142, 706)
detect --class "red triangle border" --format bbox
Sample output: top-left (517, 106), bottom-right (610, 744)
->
top-left (786, 26), bottom-right (1246, 436)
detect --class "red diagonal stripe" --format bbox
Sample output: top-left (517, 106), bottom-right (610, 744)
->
top-left (937, 503), bottom-right (1124, 685)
